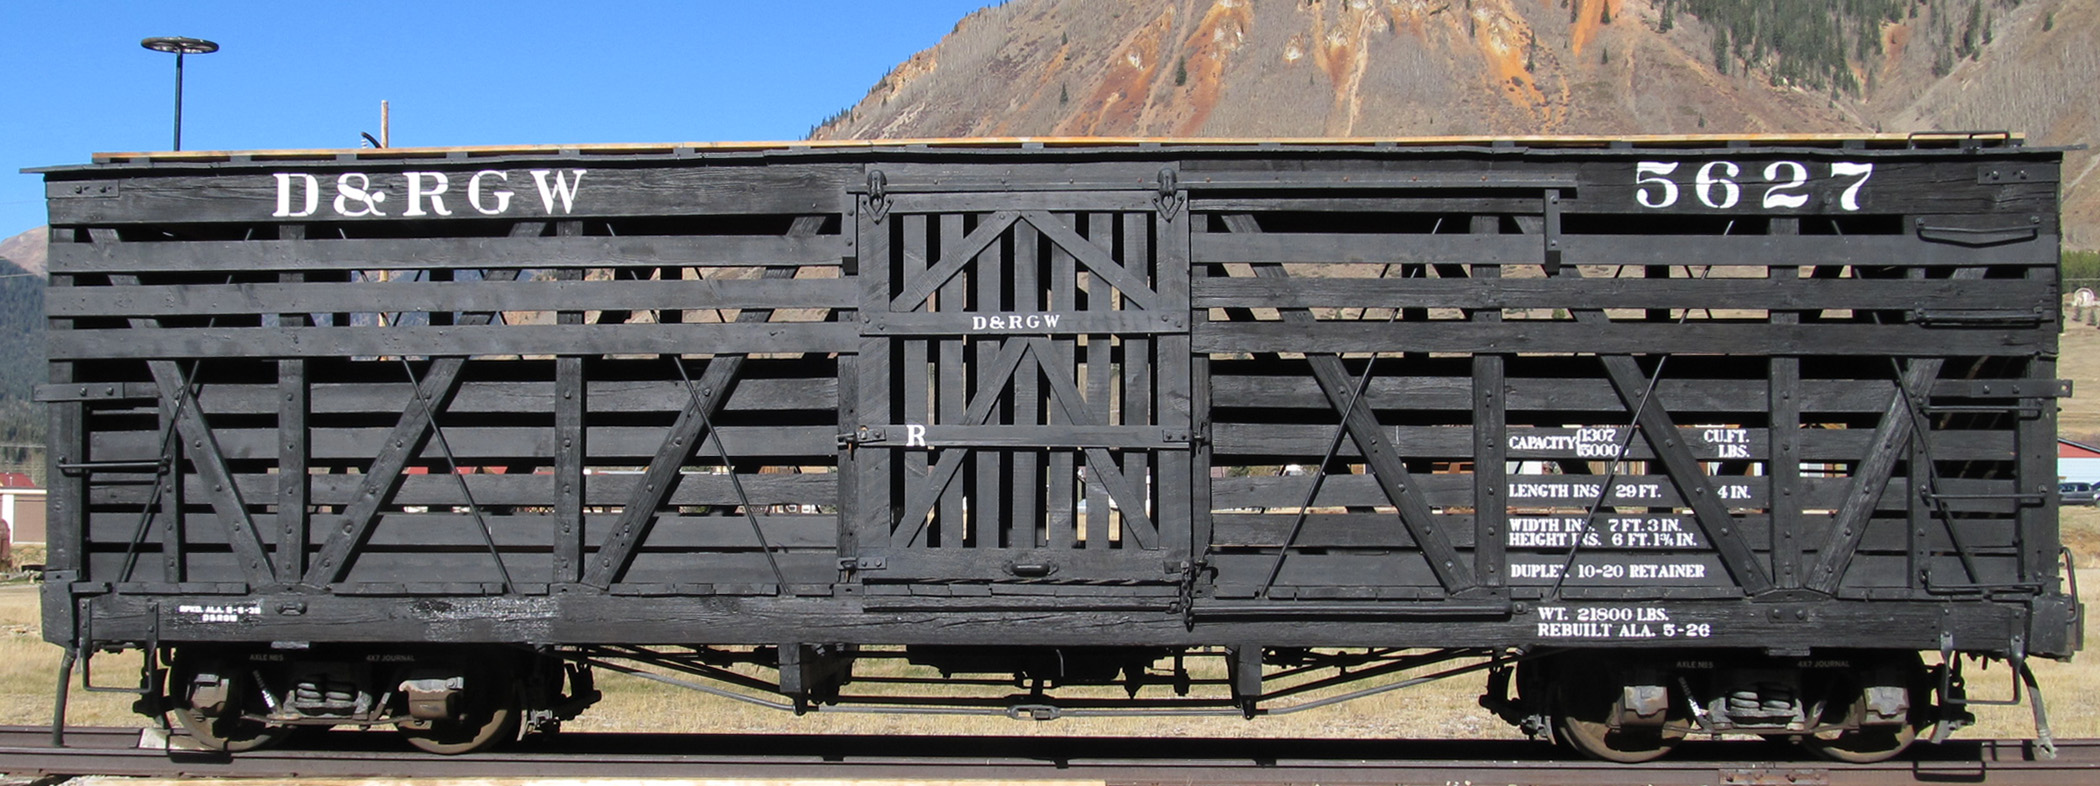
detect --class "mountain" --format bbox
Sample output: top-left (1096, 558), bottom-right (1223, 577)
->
top-left (812, 0), bottom-right (2098, 249)
top-left (0, 227), bottom-right (44, 278)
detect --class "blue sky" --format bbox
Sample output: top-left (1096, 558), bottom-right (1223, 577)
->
top-left (0, 0), bottom-right (993, 237)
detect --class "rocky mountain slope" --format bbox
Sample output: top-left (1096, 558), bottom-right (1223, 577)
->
top-left (0, 228), bottom-right (44, 279)
top-left (813, 0), bottom-right (2097, 248)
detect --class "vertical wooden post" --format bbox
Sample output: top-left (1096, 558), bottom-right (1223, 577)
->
top-left (1768, 217), bottom-right (1802, 590)
top-left (856, 195), bottom-right (897, 558)
top-left (553, 221), bottom-right (585, 586)
top-left (1470, 214), bottom-right (1506, 589)
top-left (276, 224), bottom-right (311, 581)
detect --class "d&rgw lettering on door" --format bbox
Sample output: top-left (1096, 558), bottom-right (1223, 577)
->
top-left (271, 169), bottom-right (588, 218)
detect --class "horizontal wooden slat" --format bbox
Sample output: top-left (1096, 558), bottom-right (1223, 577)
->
top-left (87, 472), bottom-right (839, 508)
top-left (863, 311), bottom-right (1185, 336)
top-left (860, 425), bottom-right (1189, 450)
top-left (1211, 473), bottom-right (2021, 513)
top-left (1209, 423), bottom-right (2014, 462)
top-left (88, 513), bottom-right (840, 550)
top-left (1194, 321), bottom-right (2044, 356)
top-left (46, 163), bottom-right (855, 224)
top-left (48, 277), bottom-right (856, 317)
top-left (92, 425), bottom-right (838, 462)
top-left (49, 234), bottom-right (848, 274)
top-left (150, 376), bottom-right (841, 415)
top-left (1194, 277), bottom-right (2052, 312)
top-left (1194, 233), bottom-right (1539, 265)
top-left (1194, 232), bottom-right (2051, 268)
top-left (48, 323), bottom-right (858, 359)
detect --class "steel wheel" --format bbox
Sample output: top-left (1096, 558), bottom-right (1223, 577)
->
top-left (165, 657), bottom-right (288, 752)
top-left (397, 663), bottom-right (520, 755)
top-left (1554, 660), bottom-right (1685, 763)
top-left (1803, 722), bottom-right (1919, 763)
top-left (1802, 653), bottom-right (1926, 763)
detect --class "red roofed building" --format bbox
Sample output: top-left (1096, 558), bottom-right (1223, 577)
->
top-left (2060, 439), bottom-right (2100, 484)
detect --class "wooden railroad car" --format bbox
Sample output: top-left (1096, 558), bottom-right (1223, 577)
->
top-left (33, 135), bottom-right (2081, 761)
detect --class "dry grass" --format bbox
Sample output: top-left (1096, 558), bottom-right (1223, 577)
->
top-left (0, 583), bottom-right (139, 729)
top-left (2058, 320), bottom-right (2100, 440)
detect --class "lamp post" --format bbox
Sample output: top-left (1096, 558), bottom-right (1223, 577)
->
top-left (140, 36), bottom-right (219, 151)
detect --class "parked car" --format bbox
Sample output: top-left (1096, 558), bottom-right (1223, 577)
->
top-left (2060, 482), bottom-right (2099, 506)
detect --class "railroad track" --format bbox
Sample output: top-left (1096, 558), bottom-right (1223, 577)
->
top-left (0, 726), bottom-right (2093, 784)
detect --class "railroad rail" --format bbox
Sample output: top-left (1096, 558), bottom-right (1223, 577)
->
top-left (0, 727), bottom-right (2093, 784)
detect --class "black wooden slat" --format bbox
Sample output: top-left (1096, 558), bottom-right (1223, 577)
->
top-left (1206, 372), bottom-right (1938, 413)
top-left (1206, 423), bottom-right (2014, 462)
top-left (863, 311), bottom-right (1184, 336)
top-left (1154, 205), bottom-right (1194, 569)
top-left (275, 355), bottom-right (308, 580)
top-left (48, 277), bottom-right (857, 317)
top-left (48, 234), bottom-right (848, 275)
top-left (1471, 212), bottom-right (1507, 589)
top-left (1192, 277), bottom-right (2051, 311)
top-left (1194, 322), bottom-right (2043, 356)
top-left (976, 215), bottom-right (1006, 549)
top-left (1082, 213), bottom-right (1114, 549)
top-left (894, 213), bottom-right (931, 548)
top-left (936, 213), bottom-right (968, 547)
top-left (853, 200), bottom-right (896, 558)
top-left (554, 354), bottom-right (584, 585)
top-left (1011, 219), bottom-right (1042, 548)
top-left (1047, 220), bottom-right (1077, 549)
top-left (1768, 219), bottom-right (1805, 590)
top-left (158, 391), bottom-right (185, 584)
top-left (46, 164), bottom-right (854, 225)
top-left (51, 322), bottom-right (855, 360)
top-left (1122, 210), bottom-right (1153, 557)
top-left (1192, 233), bottom-right (2051, 268)
top-left (131, 376), bottom-right (841, 417)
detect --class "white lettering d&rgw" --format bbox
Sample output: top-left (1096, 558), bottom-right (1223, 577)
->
top-left (468, 171), bottom-right (514, 215)
top-left (272, 173), bottom-right (320, 218)
top-left (402, 172), bottom-right (454, 217)
top-left (530, 169), bottom-right (588, 214)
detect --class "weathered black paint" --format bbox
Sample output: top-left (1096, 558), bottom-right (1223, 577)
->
top-left (36, 138), bottom-right (2079, 670)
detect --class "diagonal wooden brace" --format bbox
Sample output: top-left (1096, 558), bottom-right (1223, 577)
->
top-left (1591, 347), bottom-right (1777, 596)
top-left (1030, 339), bottom-right (1160, 549)
top-left (1221, 216), bottom-right (1475, 592)
top-left (1806, 360), bottom-right (1942, 595)
top-left (581, 216), bottom-right (825, 589)
top-left (99, 248), bottom-right (280, 589)
top-left (1022, 212), bottom-right (1164, 312)
top-left (298, 356), bottom-right (469, 589)
top-left (893, 338), bottom-right (1035, 547)
top-left (148, 360), bottom-right (278, 588)
top-left (889, 211), bottom-right (1020, 311)
top-left (1806, 268), bottom-right (1983, 594)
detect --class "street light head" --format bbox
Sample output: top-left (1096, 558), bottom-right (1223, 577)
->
top-left (141, 36), bottom-right (219, 55)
